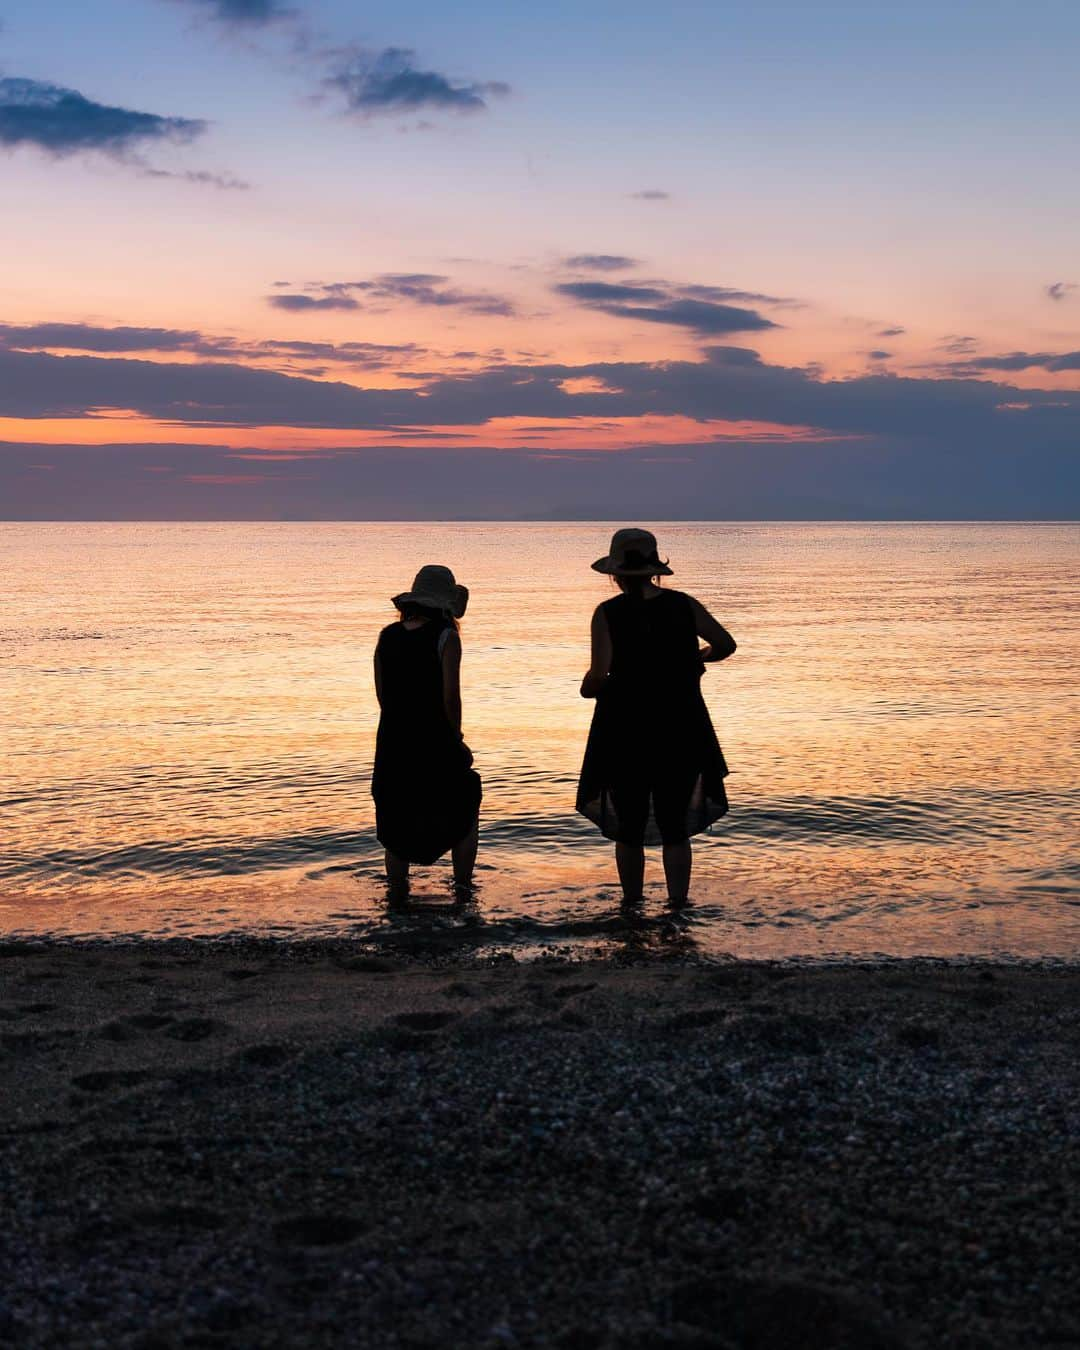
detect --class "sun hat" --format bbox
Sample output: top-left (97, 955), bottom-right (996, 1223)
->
top-left (591, 527), bottom-right (673, 577)
top-left (392, 564), bottom-right (469, 618)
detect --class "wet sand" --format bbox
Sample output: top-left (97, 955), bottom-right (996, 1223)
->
top-left (2, 941), bottom-right (1078, 1348)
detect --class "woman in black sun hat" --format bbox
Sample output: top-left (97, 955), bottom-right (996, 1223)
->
top-left (372, 564), bottom-right (482, 897)
top-left (576, 528), bottom-right (736, 906)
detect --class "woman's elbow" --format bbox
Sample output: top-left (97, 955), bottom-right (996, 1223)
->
top-left (706, 634), bottom-right (736, 662)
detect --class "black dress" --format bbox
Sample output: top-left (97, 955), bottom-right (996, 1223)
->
top-left (372, 620), bottom-right (482, 865)
top-left (576, 590), bottom-right (729, 845)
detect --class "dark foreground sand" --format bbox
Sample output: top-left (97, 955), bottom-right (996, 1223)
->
top-left (1, 941), bottom-right (1078, 1349)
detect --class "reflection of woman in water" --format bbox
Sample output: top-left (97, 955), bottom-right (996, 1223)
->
top-left (577, 529), bottom-right (736, 905)
top-left (372, 565), bottom-right (481, 896)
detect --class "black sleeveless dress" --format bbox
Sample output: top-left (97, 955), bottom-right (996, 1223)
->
top-left (576, 590), bottom-right (729, 845)
top-left (372, 620), bottom-right (482, 864)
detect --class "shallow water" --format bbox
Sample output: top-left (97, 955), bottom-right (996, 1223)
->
top-left (2, 521), bottom-right (1078, 958)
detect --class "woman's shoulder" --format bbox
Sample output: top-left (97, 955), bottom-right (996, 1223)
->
top-left (376, 620), bottom-right (410, 649)
top-left (661, 587), bottom-right (697, 610)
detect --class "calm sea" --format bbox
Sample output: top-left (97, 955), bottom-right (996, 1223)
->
top-left (2, 522), bottom-right (1077, 959)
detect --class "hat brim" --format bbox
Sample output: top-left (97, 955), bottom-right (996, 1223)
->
top-left (591, 556), bottom-right (673, 577)
top-left (392, 584), bottom-right (469, 618)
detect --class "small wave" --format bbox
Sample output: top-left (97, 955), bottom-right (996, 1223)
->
top-left (1, 786), bottom-right (1075, 883)
top-left (0, 827), bottom-right (380, 881)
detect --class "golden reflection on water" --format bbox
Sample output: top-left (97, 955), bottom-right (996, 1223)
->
top-left (2, 522), bottom-right (1078, 958)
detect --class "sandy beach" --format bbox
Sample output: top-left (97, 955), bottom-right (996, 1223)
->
top-left (2, 942), bottom-right (1078, 1349)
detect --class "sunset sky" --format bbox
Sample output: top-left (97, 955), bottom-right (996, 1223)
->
top-left (2, 0), bottom-right (1078, 517)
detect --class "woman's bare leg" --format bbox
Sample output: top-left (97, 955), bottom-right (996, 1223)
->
top-left (452, 821), bottom-right (479, 890)
top-left (662, 839), bottom-right (692, 904)
top-left (384, 850), bottom-right (409, 896)
top-left (615, 842), bottom-right (645, 902)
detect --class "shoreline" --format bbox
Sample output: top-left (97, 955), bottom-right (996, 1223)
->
top-left (3, 942), bottom-right (1078, 1347)
top-left (3, 931), bottom-right (1079, 968)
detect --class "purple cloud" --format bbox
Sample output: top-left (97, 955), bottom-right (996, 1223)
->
top-left (0, 77), bottom-right (203, 158)
top-left (554, 280), bottom-right (779, 335)
top-left (327, 47), bottom-right (509, 118)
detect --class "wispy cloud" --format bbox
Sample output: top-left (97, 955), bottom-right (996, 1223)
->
top-left (168, 0), bottom-right (293, 23)
top-left (945, 349), bottom-right (1080, 373)
top-left (268, 292), bottom-right (360, 312)
top-left (266, 275), bottom-right (515, 317)
top-left (630, 189), bottom-right (670, 201)
top-left (0, 76), bottom-right (245, 186)
top-left (138, 166), bottom-right (250, 190)
top-left (325, 47), bottom-right (510, 117)
top-left (0, 321), bottom-right (421, 368)
top-left (0, 77), bottom-right (203, 158)
top-left (562, 255), bottom-right (640, 272)
top-left (367, 274), bottom-right (514, 315)
top-left (937, 334), bottom-right (979, 356)
top-left (554, 279), bottom-right (781, 335)
top-left (163, 2), bottom-right (509, 128)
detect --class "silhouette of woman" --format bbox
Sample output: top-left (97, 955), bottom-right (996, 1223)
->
top-left (576, 529), bottom-right (736, 905)
top-left (372, 565), bottom-right (481, 896)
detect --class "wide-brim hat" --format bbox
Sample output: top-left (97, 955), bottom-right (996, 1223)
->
top-left (392, 564), bottom-right (469, 618)
top-left (591, 527), bottom-right (673, 577)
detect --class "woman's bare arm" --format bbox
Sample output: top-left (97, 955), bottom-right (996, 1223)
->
top-left (374, 647), bottom-right (384, 708)
top-left (580, 605), bottom-right (613, 698)
top-left (441, 629), bottom-right (463, 732)
top-left (689, 596), bottom-right (737, 663)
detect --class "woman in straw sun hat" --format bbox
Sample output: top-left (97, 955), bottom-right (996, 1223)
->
top-left (576, 528), bottom-right (736, 905)
top-left (372, 564), bottom-right (482, 896)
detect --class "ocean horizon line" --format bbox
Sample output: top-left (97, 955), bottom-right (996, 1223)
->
top-left (3, 517), bottom-right (1078, 526)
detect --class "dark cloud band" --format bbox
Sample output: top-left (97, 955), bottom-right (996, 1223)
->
top-left (3, 344), bottom-right (1078, 453)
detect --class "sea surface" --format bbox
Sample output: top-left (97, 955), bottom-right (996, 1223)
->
top-left (2, 522), bottom-right (1077, 960)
